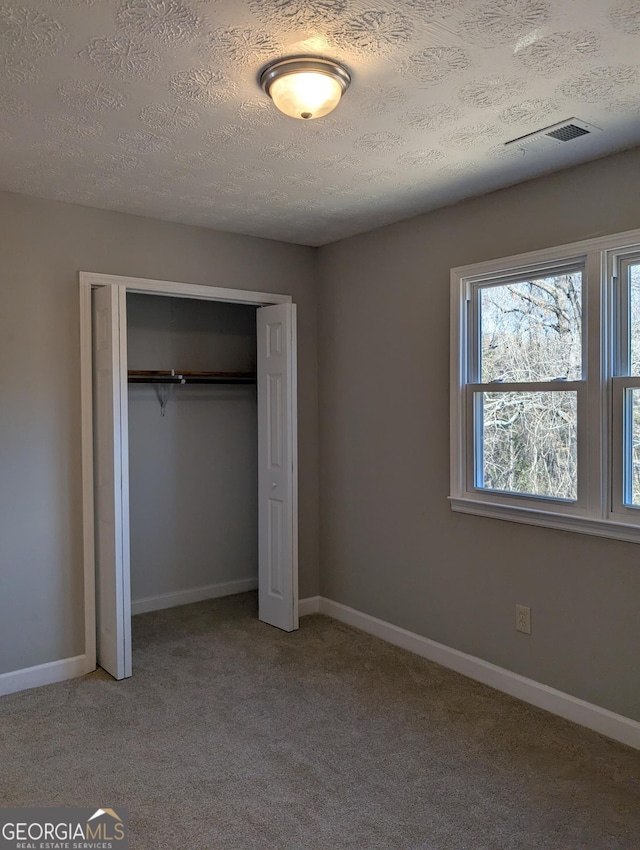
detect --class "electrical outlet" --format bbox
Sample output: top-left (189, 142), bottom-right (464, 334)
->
top-left (516, 604), bottom-right (531, 635)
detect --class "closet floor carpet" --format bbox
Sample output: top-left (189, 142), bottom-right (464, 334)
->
top-left (1, 592), bottom-right (639, 849)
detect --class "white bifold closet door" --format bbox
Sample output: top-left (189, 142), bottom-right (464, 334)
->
top-left (93, 284), bottom-right (131, 680)
top-left (92, 291), bottom-right (298, 681)
top-left (256, 303), bottom-right (299, 633)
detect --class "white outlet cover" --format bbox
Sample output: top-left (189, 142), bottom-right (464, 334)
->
top-left (516, 604), bottom-right (532, 635)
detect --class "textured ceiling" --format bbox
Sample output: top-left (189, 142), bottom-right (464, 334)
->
top-left (1, 0), bottom-right (639, 245)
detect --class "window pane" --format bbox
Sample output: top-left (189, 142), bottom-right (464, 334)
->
top-left (629, 264), bottom-right (640, 376)
top-left (477, 391), bottom-right (577, 500)
top-left (627, 389), bottom-right (640, 507)
top-left (480, 272), bottom-right (582, 383)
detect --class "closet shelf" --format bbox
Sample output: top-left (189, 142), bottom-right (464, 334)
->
top-left (128, 370), bottom-right (256, 385)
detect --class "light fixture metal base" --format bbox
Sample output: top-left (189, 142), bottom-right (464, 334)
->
top-left (259, 56), bottom-right (351, 98)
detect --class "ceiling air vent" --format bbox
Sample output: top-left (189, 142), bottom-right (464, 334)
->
top-left (504, 118), bottom-right (600, 149)
top-left (546, 123), bottom-right (590, 142)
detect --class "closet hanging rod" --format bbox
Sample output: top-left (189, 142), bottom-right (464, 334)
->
top-left (128, 370), bottom-right (256, 385)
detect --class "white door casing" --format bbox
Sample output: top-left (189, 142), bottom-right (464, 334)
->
top-left (257, 303), bottom-right (299, 632)
top-left (92, 285), bottom-right (132, 679)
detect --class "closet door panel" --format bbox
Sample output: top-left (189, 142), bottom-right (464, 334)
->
top-left (257, 303), bottom-right (298, 632)
top-left (93, 285), bottom-right (131, 679)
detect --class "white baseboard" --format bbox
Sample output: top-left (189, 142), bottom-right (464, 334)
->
top-left (298, 595), bottom-right (321, 616)
top-left (5, 596), bottom-right (635, 751)
top-left (132, 577), bottom-right (258, 615)
top-left (0, 654), bottom-right (93, 698)
top-left (319, 597), bottom-right (640, 751)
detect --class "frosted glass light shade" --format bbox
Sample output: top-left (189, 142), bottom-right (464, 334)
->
top-left (260, 57), bottom-right (350, 121)
top-left (270, 71), bottom-right (342, 120)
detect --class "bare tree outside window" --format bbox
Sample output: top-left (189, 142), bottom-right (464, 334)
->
top-left (477, 273), bottom-right (582, 500)
top-left (628, 264), bottom-right (640, 504)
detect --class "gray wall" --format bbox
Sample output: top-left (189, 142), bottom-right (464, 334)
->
top-left (127, 294), bottom-right (258, 604)
top-left (0, 190), bottom-right (318, 675)
top-left (3, 147), bottom-right (639, 720)
top-left (317, 147), bottom-right (640, 721)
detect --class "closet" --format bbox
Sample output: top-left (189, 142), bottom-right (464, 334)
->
top-left (126, 293), bottom-right (259, 618)
top-left (88, 274), bottom-right (298, 680)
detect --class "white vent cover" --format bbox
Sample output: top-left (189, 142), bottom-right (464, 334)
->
top-left (504, 118), bottom-right (601, 149)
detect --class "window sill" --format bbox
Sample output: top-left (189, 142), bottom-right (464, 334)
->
top-left (449, 497), bottom-right (640, 545)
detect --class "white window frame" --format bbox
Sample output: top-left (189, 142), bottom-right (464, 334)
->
top-left (450, 226), bottom-right (640, 545)
top-left (611, 251), bottom-right (640, 521)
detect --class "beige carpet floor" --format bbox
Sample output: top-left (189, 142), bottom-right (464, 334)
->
top-left (1, 592), bottom-right (639, 849)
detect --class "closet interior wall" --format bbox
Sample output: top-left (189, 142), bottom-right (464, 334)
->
top-left (127, 293), bottom-right (258, 612)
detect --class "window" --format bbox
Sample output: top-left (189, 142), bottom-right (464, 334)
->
top-left (612, 253), bottom-right (640, 517)
top-left (450, 228), bottom-right (640, 543)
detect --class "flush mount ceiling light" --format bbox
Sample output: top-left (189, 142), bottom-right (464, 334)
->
top-left (260, 56), bottom-right (351, 120)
